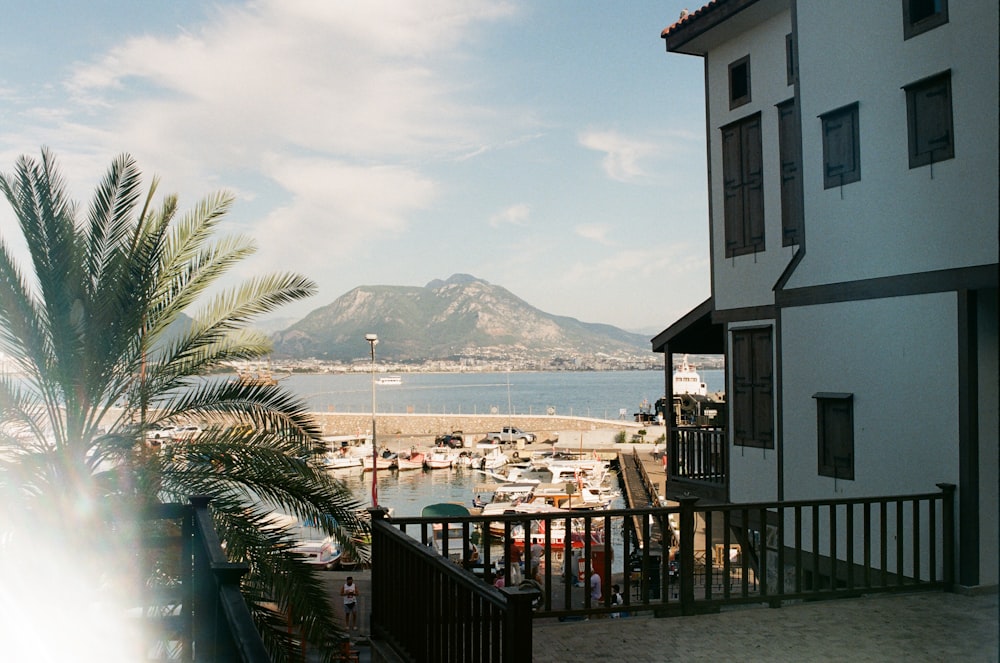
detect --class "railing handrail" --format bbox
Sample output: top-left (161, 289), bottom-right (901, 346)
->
top-left (371, 510), bottom-right (536, 662)
top-left (138, 498), bottom-right (269, 663)
top-left (375, 483), bottom-right (956, 635)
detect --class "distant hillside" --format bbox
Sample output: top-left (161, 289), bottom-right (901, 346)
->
top-left (272, 274), bottom-right (651, 363)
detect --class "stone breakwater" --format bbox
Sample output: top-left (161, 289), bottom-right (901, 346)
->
top-left (312, 412), bottom-right (648, 444)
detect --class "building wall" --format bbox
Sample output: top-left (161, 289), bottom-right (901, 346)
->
top-left (787, 1), bottom-right (1000, 289)
top-left (780, 292), bottom-right (958, 500)
top-left (705, 8), bottom-right (795, 312)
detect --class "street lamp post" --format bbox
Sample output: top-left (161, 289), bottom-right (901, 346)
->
top-left (365, 333), bottom-right (379, 508)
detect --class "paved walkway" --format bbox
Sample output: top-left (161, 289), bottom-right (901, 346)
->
top-left (324, 570), bottom-right (996, 662)
top-left (322, 449), bottom-right (999, 662)
top-left (532, 590), bottom-right (998, 663)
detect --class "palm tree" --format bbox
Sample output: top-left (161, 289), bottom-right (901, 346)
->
top-left (0, 148), bottom-right (368, 662)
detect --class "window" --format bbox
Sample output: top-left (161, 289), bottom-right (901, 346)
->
top-left (785, 34), bottom-right (796, 86)
top-left (904, 71), bottom-right (954, 168)
top-left (777, 99), bottom-right (803, 245)
top-left (721, 114), bottom-right (764, 257)
top-left (729, 55), bottom-right (751, 109)
top-left (903, 0), bottom-right (948, 40)
top-left (732, 328), bottom-right (773, 449)
top-left (814, 393), bottom-right (854, 480)
top-left (820, 103), bottom-right (860, 189)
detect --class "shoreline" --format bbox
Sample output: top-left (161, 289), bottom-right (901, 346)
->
top-left (309, 411), bottom-right (665, 447)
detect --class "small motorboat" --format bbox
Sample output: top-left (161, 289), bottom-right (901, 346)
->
top-left (290, 536), bottom-right (342, 570)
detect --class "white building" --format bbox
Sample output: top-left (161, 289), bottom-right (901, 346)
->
top-left (654, 0), bottom-right (997, 591)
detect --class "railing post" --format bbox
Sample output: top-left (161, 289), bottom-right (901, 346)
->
top-left (678, 495), bottom-right (699, 615)
top-left (936, 483), bottom-right (956, 590)
top-left (500, 585), bottom-right (537, 663)
top-left (189, 496), bottom-right (215, 661)
top-left (369, 507), bottom-right (390, 638)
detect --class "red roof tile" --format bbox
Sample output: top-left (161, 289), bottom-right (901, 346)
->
top-left (661, 1), bottom-right (723, 38)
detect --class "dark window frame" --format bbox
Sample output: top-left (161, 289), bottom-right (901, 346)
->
top-left (814, 392), bottom-right (854, 480)
top-left (903, 0), bottom-right (948, 40)
top-left (777, 98), bottom-right (803, 246)
top-left (904, 70), bottom-right (954, 169)
top-left (820, 103), bottom-right (861, 189)
top-left (729, 55), bottom-right (751, 109)
top-left (721, 113), bottom-right (765, 257)
top-left (785, 33), bottom-right (796, 86)
top-left (732, 327), bottom-right (774, 450)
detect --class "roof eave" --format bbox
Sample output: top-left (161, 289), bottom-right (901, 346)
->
top-left (661, 0), bottom-right (763, 55)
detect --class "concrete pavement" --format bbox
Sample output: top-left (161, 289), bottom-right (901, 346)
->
top-left (322, 570), bottom-right (997, 662)
top-left (531, 590), bottom-right (998, 663)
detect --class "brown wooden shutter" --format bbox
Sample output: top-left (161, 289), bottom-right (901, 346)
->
top-left (732, 331), bottom-right (753, 445)
top-left (742, 116), bottom-right (765, 252)
top-left (778, 100), bottom-right (802, 245)
top-left (751, 328), bottom-right (774, 447)
top-left (915, 78), bottom-right (953, 161)
top-left (722, 124), bottom-right (744, 256)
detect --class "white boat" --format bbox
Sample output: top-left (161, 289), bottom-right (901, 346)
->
top-left (395, 450), bottom-right (425, 471)
top-left (376, 375), bottom-right (402, 385)
top-left (475, 444), bottom-right (508, 470)
top-left (452, 451), bottom-right (475, 468)
top-left (673, 354), bottom-right (707, 395)
top-left (324, 455), bottom-right (363, 470)
top-left (424, 449), bottom-right (456, 469)
top-left (290, 536), bottom-right (342, 570)
top-left (362, 452), bottom-right (397, 471)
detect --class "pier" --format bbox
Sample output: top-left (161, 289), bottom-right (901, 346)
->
top-left (618, 446), bottom-right (669, 551)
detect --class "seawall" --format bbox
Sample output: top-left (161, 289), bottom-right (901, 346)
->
top-left (312, 412), bottom-right (650, 445)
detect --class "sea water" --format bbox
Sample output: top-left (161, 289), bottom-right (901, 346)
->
top-left (284, 369), bottom-right (724, 420)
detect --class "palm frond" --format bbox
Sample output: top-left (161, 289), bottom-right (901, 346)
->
top-left (0, 150), bottom-right (357, 661)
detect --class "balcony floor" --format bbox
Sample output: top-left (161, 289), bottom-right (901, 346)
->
top-left (531, 590), bottom-right (998, 662)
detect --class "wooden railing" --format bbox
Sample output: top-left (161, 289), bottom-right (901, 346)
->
top-left (373, 483), bottom-right (956, 642)
top-left (137, 497), bottom-right (269, 662)
top-left (668, 426), bottom-right (727, 488)
top-left (370, 509), bottom-right (537, 663)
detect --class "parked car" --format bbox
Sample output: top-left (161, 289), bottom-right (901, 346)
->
top-left (435, 431), bottom-right (465, 449)
top-left (145, 426), bottom-right (178, 447)
top-left (172, 425), bottom-right (202, 441)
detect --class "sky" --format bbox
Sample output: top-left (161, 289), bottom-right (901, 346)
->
top-left (0, 1), bottom-right (709, 335)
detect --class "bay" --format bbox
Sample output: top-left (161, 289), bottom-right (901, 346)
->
top-left (286, 368), bottom-right (724, 521)
top-left (283, 369), bottom-right (724, 420)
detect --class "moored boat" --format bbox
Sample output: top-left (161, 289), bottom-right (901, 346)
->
top-left (424, 449), bottom-right (456, 469)
top-left (362, 451), bottom-right (397, 471)
top-left (395, 449), bottom-right (425, 471)
top-left (290, 536), bottom-right (342, 570)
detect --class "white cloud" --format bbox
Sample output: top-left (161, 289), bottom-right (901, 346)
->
top-left (489, 203), bottom-right (531, 227)
top-left (250, 155), bottom-right (437, 273)
top-left (575, 223), bottom-right (614, 245)
top-left (578, 129), bottom-right (655, 182)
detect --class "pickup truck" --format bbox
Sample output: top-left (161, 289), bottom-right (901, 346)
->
top-left (487, 426), bottom-right (536, 445)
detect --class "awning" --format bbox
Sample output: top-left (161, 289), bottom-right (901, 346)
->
top-left (651, 297), bottom-right (724, 354)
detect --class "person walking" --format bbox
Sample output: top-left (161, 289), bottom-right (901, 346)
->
top-left (590, 569), bottom-right (602, 604)
top-left (340, 576), bottom-right (360, 631)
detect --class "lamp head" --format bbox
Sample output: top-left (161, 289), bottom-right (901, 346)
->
top-left (365, 333), bottom-right (378, 345)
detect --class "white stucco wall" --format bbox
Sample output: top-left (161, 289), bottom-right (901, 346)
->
top-left (788, 1), bottom-right (999, 289)
top-left (780, 292), bottom-right (959, 500)
top-left (704, 8), bottom-right (796, 312)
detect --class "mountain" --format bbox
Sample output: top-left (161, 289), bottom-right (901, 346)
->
top-left (271, 274), bottom-right (651, 364)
